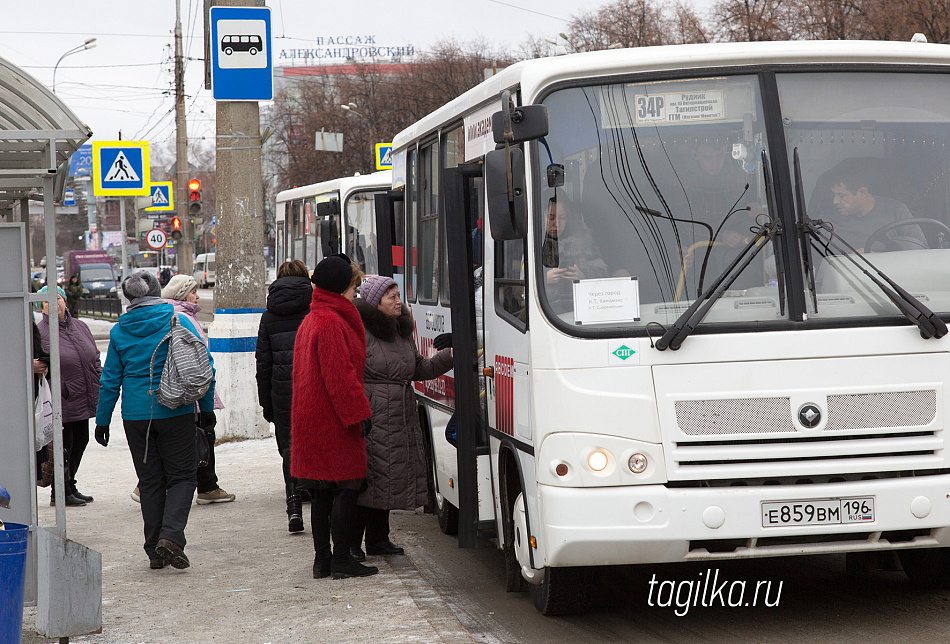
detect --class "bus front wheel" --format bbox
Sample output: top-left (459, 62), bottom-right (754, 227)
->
top-left (224, 47), bottom-right (233, 55)
top-left (429, 447), bottom-right (458, 535)
top-left (529, 565), bottom-right (596, 616)
top-left (898, 547), bottom-right (950, 587)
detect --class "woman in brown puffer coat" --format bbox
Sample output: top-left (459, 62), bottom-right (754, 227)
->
top-left (351, 275), bottom-right (453, 559)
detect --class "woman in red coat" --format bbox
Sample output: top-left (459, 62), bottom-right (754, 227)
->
top-left (291, 254), bottom-right (377, 579)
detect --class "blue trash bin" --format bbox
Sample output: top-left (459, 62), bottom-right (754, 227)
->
top-left (0, 523), bottom-right (29, 644)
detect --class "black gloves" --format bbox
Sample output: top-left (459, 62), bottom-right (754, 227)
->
top-left (360, 418), bottom-right (373, 437)
top-left (199, 411), bottom-right (217, 432)
top-left (262, 407), bottom-right (274, 424)
top-left (95, 425), bottom-right (110, 447)
top-left (433, 333), bottom-right (453, 350)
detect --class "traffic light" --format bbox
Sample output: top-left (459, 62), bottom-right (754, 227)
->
top-left (188, 178), bottom-right (202, 223)
top-left (171, 216), bottom-right (183, 241)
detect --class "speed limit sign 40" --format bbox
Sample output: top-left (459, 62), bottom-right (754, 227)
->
top-left (146, 228), bottom-right (167, 250)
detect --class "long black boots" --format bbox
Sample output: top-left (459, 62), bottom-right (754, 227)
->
top-left (287, 494), bottom-right (304, 533)
top-left (311, 488), bottom-right (378, 580)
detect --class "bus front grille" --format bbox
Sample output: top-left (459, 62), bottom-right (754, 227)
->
top-left (667, 390), bottom-right (941, 480)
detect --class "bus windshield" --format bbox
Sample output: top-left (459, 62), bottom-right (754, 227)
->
top-left (538, 71), bottom-right (950, 332)
top-left (539, 75), bottom-right (776, 330)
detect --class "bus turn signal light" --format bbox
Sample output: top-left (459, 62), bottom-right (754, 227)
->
top-left (588, 450), bottom-right (609, 472)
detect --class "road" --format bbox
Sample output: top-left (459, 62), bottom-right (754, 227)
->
top-left (393, 511), bottom-right (950, 643)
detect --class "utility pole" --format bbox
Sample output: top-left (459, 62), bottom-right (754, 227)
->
top-left (208, 0), bottom-right (269, 440)
top-left (175, 0), bottom-right (194, 275)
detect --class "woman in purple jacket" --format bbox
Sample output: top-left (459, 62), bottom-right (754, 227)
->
top-left (37, 285), bottom-right (102, 506)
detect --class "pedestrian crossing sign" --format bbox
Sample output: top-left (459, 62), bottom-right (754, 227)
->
top-left (92, 141), bottom-right (150, 196)
top-left (375, 143), bottom-right (393, 170)
top-left (145, 181), bottom-right (175, 211)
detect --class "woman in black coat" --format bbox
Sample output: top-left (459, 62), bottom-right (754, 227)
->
top-left (256, 259), bottom-right (313, 532)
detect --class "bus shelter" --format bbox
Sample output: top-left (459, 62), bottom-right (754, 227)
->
top-left (0, 54), bottom-right (102, 638)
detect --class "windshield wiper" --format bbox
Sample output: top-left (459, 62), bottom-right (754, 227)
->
top-left (801, 219), bottom-right (947, 339)
top-left (655, 216), bottom-right (780, 351)
top-left (792, 148), bottom-right (818, 311)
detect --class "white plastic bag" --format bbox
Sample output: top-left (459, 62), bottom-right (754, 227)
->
top-left (34, 379), bottom-right (53, 451)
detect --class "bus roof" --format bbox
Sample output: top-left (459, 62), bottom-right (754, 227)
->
top-left (275, 170), bottom-right (391, 204)
top-left (392, 40), bottom-right (950, 150)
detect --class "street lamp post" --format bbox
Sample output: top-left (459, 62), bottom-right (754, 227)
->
top-left (53, 38), bottom-right (97, 94)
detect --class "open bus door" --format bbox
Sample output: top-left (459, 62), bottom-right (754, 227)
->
top-left (444, 162), bottom-right (490, 548)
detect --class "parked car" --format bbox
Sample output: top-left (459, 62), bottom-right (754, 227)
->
top-left (193, 252), bottom-right (215, 288)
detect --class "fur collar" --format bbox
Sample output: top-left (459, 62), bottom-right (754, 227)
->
top-left (355, 297), bottom-right (413, 341)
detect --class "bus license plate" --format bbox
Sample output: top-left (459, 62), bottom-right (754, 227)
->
top-left (761, 497), bottom-right (875, 527)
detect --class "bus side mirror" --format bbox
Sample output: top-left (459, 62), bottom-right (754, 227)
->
top-left (316, 200), bottom-right (340, 217)
top-left (491, 104), bottom-right (548, 145)
top-left (485, 147), bottom-right (527, 241)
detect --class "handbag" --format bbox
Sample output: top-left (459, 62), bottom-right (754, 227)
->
top-left (195, 416), bottom-right (214, 468)
top-left (34, 378), bottom-right (54, 452)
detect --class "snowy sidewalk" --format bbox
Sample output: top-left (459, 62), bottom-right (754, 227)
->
top-left (21, 380), bottom-right (473, 642)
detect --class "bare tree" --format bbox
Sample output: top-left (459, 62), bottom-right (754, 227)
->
top-left (712, 0), bottom-right (794, 41)
top-left (566, 0), bottom-right (673, 50)
top-left (265, 39), bottom-right (513, 194)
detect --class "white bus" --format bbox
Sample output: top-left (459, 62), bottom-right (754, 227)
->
top-left (275, 170), bottom-right (393, 275)
top-left (375, 40), bottom-right (950, 614)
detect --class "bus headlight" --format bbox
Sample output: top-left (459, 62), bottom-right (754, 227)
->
top-left (588, 450), bottom-right (609, 472)
top-left (628, 453), bottom-right (648, 474)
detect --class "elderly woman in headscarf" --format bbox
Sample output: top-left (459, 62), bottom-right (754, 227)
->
top-left (350, 275), bottom-right (453, 560)
top-left (95, 271), bottom-right (215, 571)
top-left (160, 274), bottom-right (234, 506)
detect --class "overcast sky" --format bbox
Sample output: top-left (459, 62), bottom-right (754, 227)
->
top-left (1, 0), bottom-right (715, 155)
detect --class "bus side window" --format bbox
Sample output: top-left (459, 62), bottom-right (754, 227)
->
top-left (495, 238), bottom-right (527, 329)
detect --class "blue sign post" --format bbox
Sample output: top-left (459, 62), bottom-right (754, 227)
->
top-left (210, 6), bottom-right (273, 101)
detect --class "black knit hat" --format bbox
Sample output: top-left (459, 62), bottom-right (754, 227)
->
top-left (311, 253), bottom-right (353, 294)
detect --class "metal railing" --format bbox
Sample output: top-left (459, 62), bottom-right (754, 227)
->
top-left (78, 296), bottom-right (122, 319)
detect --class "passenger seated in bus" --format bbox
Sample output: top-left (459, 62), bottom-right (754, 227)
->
top-left (826, 159), bottom-right (925, 253)
top-left (541, 196), bottom-right (608, 314)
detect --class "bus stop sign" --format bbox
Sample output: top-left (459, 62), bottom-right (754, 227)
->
top-left (210, 6), bottom-right (273, 101)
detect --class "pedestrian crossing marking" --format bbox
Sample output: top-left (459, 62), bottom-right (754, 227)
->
top-left (104, 151), bottom-right (140, 182)
top-left (152, 186), bottom-right (169, 205)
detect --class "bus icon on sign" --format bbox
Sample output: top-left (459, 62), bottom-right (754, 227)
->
top-left (216, 18), bottom-right (268, 70)
top-left (222, 34), bottom-right (263, 56)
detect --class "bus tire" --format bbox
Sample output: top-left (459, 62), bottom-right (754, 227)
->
top-left (435, 483), bottom-right (459, 536)
top-left (898, 547), bottom-right (950, 587)
top-left (427, 436), bottom-right (458, 535)
top-left (224, 47), bottom-right (233, 55)
top-left (529, 566), bottom-right (595, 616)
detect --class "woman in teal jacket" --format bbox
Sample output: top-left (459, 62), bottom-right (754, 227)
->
top-left (95, 271), bottom-right (215, 571)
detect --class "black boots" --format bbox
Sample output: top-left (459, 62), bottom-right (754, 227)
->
top-left (366, 540), bottom-right (404, 556)
top-left (287, 495), bottom-right (304, 533)
top-left (331, 556), bottom-right (378, 579)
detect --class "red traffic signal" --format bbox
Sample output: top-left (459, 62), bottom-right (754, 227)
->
top-left (187, 178), bottom-right (201, 191)
top-left (171, 217), bottom-right (183, 240)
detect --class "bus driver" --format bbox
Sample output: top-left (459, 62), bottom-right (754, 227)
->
top-left (828, 159), bottom-right (925, 253)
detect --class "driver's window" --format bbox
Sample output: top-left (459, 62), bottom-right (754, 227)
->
top-left (777, 71), bottom-right (950, 320)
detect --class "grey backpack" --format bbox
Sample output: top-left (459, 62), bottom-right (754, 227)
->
top-left (149, 314), bottom-right (213, 408)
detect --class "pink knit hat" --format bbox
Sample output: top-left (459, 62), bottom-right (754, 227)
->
top-left (360, 275), bottom-right (398, 307)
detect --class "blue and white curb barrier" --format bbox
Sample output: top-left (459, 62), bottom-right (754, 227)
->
top-left (208, 308), bottom-right (271, 439)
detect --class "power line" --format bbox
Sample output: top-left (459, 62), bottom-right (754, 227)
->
top-left (19, 62), bottom-right (166, 69)
top-left (0, 30), bottom-right (197, 39)
top-left (481, 0), bottom-right (568, 22)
